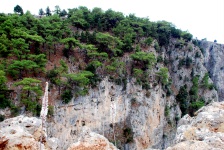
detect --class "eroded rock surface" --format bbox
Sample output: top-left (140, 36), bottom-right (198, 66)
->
top-left (166, 101), bottom-right (224, 150)
top-left (200, 40), bottom-right (224, 101)
top-left (0, 115), bottom-right (58, 150)
top-left (67, 127), bottom-right (118, 150)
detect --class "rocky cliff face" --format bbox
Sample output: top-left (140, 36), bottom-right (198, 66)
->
top-left (47, 77), bottom-right (179, 150)
top-left (165, 39), bottom-right (218, 103)
top-left (0, 40), bottom-right (222, 150)
top-left (200, 40), bottom-right (224, 101)
top-left (45, 40), bottom-right (220, 150)
top-left (167, 101), bottom-right (224, 150)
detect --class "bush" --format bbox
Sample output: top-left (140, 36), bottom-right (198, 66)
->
top-left (0, 94), bottom-right (11, 109)
top-left (189, 100), bottom-right (204, 116)
top-left (21, 98), bottom-right (40, 116)
top-left (154, 42), bottom-right (160, 51)
top-left (176, 85), bottom-right (189, 116)
top-left (181, 31), bottom-right (193, 42)
top-left (157, 55), bottom-right (163, 63)
top-left (165, 105), bottom-right (170, 117)
top-left (61, 89), bottom-right (73, 104)
top-left (46, 69), bottom-right (59, 84)
top-left (123, 127), bottom-right (134, 143)
top-left (48, 105), bottom-right (54, 117)
top-left (10, 104), bottom-right (19, 116)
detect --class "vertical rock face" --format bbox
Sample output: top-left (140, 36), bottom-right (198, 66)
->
top-left (165, 39), bottom-right (218, 103)
top-left (200, 41), bottom-right (224, 101)
top-left (48, 77), bottom-right (179, 150)
top-left (166, 101), bottom-right (224, 150)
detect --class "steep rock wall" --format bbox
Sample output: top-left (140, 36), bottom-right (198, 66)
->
top-left (200, 41), bottom-right (224, 101)
top-left (165, 39), bottom-right (218, 103)
top-left (47, 77), bottom-right (179, 150)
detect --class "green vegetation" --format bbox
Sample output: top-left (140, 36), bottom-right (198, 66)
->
top-left (176, 85), bottom-right (189, 116)
top-left (156, 67), bottom-right (169, 85)
top-left (0, 5), bottom-right (205, 118)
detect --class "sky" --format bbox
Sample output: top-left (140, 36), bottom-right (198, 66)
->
top-left (0, 0), bottom-right (223, 43)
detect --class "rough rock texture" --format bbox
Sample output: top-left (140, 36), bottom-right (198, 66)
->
top-left (200, 40), bottom-right (224, 101)
top-left (165, 39), bottom-right (218, 103)
top-left (166, 101), bottom-right (224, 150)
top-left (48, 77), bottom-right (179, 150)
top-left (67, 127), bottom-right (118, 150)
top-left (0, 116), bottom-right (58, 150)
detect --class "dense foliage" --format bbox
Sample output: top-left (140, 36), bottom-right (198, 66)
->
top-left (0, 5), bottom-right (197, 117)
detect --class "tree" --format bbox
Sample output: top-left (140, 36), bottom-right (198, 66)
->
top-left (39, 8), bottom-right (45, 16)
top-left (0, 70), bottom-right (11, 109)
top-left (131, 51), bottom-right (156, 70)
top-left (14, 5), bottom-right (24, 15)
top-left (181, 31), bottom-right (193, 42)
top-left (60, 9), bottom-right (67, 17)
top-left (176, 85), bottom-right (189, 116)
top-left (46, 6), bottom-right (52, 16)
top-left (65, 71), bottom-right (94, 87)
top-left (7, 60), bottom-right (38, 79)
top-left (11, 38), bottom-right (29, 60)
top-left (61, 37), bottom-right (81, 57)
top-left (13, 78), bottom-right (42, 115)
top-left (156, 67), bottom-right (169, 85)
top-left (54, 5), bottom-right (61, 15)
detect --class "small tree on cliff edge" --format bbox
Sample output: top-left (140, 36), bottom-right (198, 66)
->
top-left (14, 5), bottom-right (24, 15)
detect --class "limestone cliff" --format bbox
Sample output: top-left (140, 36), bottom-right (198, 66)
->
top-left (200, 40), bottom-right (224, 101)
top-left (47, 77), bottom-right (179, 150)
top-left (45, 40), bottom-right (220, 150)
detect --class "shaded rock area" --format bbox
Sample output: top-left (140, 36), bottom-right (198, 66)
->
top-left (166, 101), bottom-right (224, 150)
top-left (67, 127), bottom-right (118, 150)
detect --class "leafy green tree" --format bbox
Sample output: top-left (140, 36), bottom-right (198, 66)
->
top-left (144, 37), bottom-right (153, 47)
top-left (60, 9), bottom-right (67, 17)
top-left (7, 60), bottom-right (38, 79)
top-left (65, 71), bottom-right (94, 87)
top-left (61, 37), bottom-right (81, 57)
top-left (13, 78), bottom-right (42, 115)
top-left (28, 54), bottom-right (47, 72)
top-left (131, 51), bottom-right (156, 70)
top-left (39, 8), bottom-right (45, 16)
top-left (133, 68), bottom-right (143, 78)
top-left (14, 78), bottom-right (42, 98)
top-left (102, 9), bottom-right (124, 30)
top-left (189, 76), bottom-right (199, 101)
top-left (181, 31), bottom-right (193, 42)
top-left (68, 8), bottom-right (90, 29)
top-left (0, 70), bottom-right (11, 109)
top-left (0, 34), bottom-right (11, 57)
top-left (46, 6), bottom-right (52, 16)
top-left (95, 32), bottom-right (123, 56)
top-left (14, 5), bottom-right (24, 15)
top-left (176, 85), bottom-right (189, 116)
top-left (156, 67), bottom-right (169, 85)
top-left (61, 89), bottom-right (73, 104)
top-left (54, 5), bottom-right (61, 15)
top-left (11, 38), bottom-right (29, 60)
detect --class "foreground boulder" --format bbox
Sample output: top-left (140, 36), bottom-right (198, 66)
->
top-left (67, 127), bottom-right (118, 150)
top-left (167, 101), bottom-right (224, 150)
top-left (0, 115), bottom-right (58, 150)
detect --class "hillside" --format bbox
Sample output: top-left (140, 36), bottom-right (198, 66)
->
top-left (0, 5), bottom-right (223, 150)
